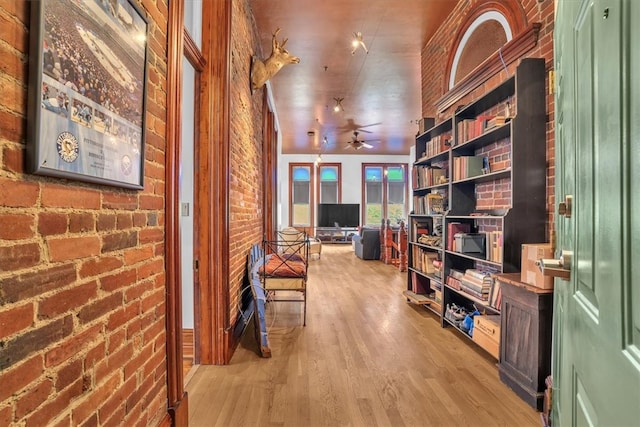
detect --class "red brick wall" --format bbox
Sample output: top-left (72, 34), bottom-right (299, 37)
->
top-left (228, 0), bottom-right (266, 326)
top-left (0, 1), bottom-right (169, 425)
top-left (421, 0), bottom-right (555, 231)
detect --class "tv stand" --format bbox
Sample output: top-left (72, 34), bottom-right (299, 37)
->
top-left (315, 227), bottom-right (358, 243)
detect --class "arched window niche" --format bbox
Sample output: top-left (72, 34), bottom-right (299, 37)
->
top-left (449, 11), bottom-right (512, 89)
top-left (435, 1), bottom-right (540, 113)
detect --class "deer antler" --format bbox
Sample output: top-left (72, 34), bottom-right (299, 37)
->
top-left (272, 28), bottom-right (281, 49)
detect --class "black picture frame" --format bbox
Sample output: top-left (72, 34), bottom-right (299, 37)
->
top-left (27, 0), bottom-right (149, 190)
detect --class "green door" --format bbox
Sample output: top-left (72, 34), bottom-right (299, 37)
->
top-left (554, 0), bottom-right (640, 425)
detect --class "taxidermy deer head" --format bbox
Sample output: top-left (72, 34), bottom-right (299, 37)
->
top-left (251, 28), bottom-right (300, 91)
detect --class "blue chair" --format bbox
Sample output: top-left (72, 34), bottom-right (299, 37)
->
top-left (353, 228), bottom-right (381, 260)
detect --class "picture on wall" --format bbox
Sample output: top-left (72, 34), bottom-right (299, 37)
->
top-left (27, 0), bottom-right (149, 189)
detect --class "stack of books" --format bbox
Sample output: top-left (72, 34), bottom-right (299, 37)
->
top-left (458, 269), bottom-right (493, 301)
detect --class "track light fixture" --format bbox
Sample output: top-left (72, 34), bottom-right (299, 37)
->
top-left (351, 32), bottom-right (369, 55)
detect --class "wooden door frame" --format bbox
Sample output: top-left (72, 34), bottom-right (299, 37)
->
top-left (166, 0), bottom-right (187, 423)
top-left (199, 0), bottom-right (232, 365)
top-left (165, 0), bottom-right (232, 424)
top-left (263, 91), bottom-right (277, 240)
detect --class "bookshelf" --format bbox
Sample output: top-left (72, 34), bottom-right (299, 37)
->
top-left (406, 58), bottom-right (547, 357)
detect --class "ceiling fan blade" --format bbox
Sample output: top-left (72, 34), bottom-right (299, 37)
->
top-left (362, 143), bottom-right (374, 149)
top-left (359, 121), bottom-right (382, 129)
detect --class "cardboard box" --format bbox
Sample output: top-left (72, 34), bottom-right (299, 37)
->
top-left (418, 117), bottom-right (434, 134)
top-left (521, 243), bottom-right (554, 289)
top-left (473, 315), bottom-right (501, 359)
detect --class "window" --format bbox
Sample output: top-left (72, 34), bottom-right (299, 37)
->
top-left (363, 164), bottom-right (408, 226)
top-left (290, 163), bottom-right (314, 226)
top-left (317, 163), bottom-right (341, 204)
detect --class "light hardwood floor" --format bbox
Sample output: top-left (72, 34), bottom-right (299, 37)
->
top-left (186, 244), bottom-right (540, 426)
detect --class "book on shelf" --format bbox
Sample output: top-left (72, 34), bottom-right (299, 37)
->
top-left (457, 115), bottom-right (503, 144)
top-left (460, 271), bottom-right (492, 293)
top-left (459, 283), bottom-right (489, 301)
top-left (420, 132), bottom-right (452, 159)
top-left (446, 275), bottom-right (462, 291)
top-left (488, 280), bottom-right (502, 309)
top-left (453, 155), bottom-right (485, 181)
top-left (485, 231), bottom-right (503, 263)
top-left (484, 115), bottom-right (506, 131)
top-left (412, 225), bottom-right (430, 242)
top-left (419, 250), bottom-right (438, 274)
top-left (413, 193), bottom-right (448, 215)
top-left (413, 165), bottom-right (447, 188)
top-left (448, 268), bottom-right (465, 280)
top-left (411, 270), bottom-right (430, 294)
top-left (446, 222), bottom-right (471, 251)
top-left (426, 193), bottom-right (444, 214)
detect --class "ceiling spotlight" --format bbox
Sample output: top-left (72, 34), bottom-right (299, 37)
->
top-left (351, 32), bottom-right (369, 55)
top-left (333, 97), bottom-right (344, 113)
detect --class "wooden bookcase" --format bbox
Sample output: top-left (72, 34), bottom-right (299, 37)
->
top-left (406, 58), bottom-right (547, 357)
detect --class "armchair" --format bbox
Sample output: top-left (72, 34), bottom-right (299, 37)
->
top-left (352, 228), bottom-right (381, 260)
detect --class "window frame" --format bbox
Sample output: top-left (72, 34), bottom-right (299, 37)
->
top-left (316, 162), bottom-right (342, 205)
top-left (361, 163), bottom-right (409, 226)
top-left (289, 162), bottom-right (315, 227)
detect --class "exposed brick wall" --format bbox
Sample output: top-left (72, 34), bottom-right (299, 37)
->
top-left (421, 0), bottom-right (555, 234)
top-left (0, 1), bottom-right (169, 425)
top-left (228, 0), bottom-right (266, 326)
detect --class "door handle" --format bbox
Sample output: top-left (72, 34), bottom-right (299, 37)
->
top-left (537, 250), bottom-right (572, 281)
top-left (558, 195), bottom-right (573, 218)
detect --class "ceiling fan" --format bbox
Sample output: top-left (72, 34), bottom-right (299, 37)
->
top-left (344, 131), bottom-right (379, 150)
top-left (338, 119), bottom-right (382, 134)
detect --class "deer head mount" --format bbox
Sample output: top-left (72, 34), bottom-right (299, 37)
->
top-left (250, 28), bottom-right (300, 91)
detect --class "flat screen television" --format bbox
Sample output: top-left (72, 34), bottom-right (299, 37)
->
top-left (317, 203), bottom-right (360, 228)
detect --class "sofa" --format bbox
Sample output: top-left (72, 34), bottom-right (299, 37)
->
top-left (352, 228), bottom-right (381, 260)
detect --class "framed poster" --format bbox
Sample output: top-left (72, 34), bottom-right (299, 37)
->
top-left (27, 0), bottom-right (149, 189)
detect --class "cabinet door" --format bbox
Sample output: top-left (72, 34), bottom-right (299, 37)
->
top-left (553, 0), bottom-right (640, 425)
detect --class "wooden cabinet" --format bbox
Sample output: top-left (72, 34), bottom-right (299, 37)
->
top-left (406, 58), bottom-right (548, 359)
top-left (495, 273), bottom-right (553, 411)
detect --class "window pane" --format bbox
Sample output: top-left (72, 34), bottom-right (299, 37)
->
top-left (387, 204), bottom-right (405, 223)
top-left (184, 1), bottom-right (202, 50)
top-left (388, 181), bottom-right (405, 204)
top-left (366, 182), bottom-right (382, 203)
top-left (387, 166), bottom-right (404, 181)
top-left (365, 166), bottom-right (383, 182)
top-left (292, 166), bottom-right (310, 181)
top-left (320, 182), bottom-right (338, 203)
top-left (388, 181), bottom-right (405, 221)
top-left (319, 166), bottom-right (338, 181)
top-left (292, 204), bottom-right (310, 226)
top-left (293, 182), bottom-right (310, 204)
top-left (365, 204), bottom-right (382, 226)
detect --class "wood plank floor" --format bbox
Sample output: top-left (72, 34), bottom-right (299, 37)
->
top-left (186, 244), bottom-right (540, 426)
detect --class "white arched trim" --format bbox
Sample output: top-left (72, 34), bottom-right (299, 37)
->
top-left (448, 11), bottom-right (513, 89)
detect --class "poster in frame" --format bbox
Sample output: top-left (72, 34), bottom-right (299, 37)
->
top-left (27, 0), bottom-right (149, 189)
